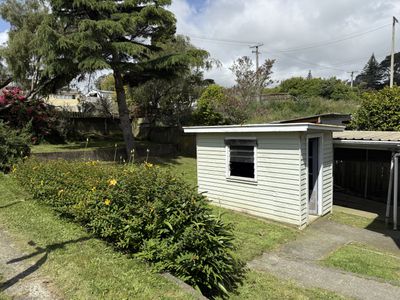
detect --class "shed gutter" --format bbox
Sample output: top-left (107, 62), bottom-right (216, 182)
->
top-left (334, 140), bottom-right (400, 148)
top-left (183, 123), bottom-right (344, 134)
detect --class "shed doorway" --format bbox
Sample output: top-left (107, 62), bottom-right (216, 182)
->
top-left (308, 137), bottom-right (320, 215)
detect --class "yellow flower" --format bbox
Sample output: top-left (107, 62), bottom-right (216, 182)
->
top-left (11, 166), bottom-right (17, 173)
top-left (58, 189), bottom-right (64, 196)
top-left (108, 179), bottom-right (117, 186)
top-left (104, 199), bottom-right (111, 206)
top-left (91, 186), bottom-right (96, 192)
top-left (144, 162), bottom-right (153, 168)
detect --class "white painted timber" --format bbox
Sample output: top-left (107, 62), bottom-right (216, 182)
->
top-left (197, 132), bottom-right (302, 226)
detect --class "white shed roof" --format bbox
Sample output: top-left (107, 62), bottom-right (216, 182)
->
top-left (183, 123), bottom-right (344, 134)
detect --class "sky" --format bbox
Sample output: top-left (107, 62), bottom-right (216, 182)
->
top-left (169, 0), bottom-right (400, 86)
top-left (0, 0), bottom-right (399, 87)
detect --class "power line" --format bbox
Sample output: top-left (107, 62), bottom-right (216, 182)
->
top-left (263, 51), bottom-right (348, 72)
top-left (270, 23), bottom-right (390, 53)
top-left (181, 22), bottom-right (391, 52)
top-left (187, 35), bottom-right (259, 46)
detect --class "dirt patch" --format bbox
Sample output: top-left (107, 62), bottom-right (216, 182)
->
top-left (0, 226), bottom-right (61, 300)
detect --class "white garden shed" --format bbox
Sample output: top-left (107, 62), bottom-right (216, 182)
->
top-left (184, 123), bottom-right (344, 228)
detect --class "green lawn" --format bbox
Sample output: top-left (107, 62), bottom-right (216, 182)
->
top-left (149, 156), bottom-right (198, 187)
top-left (31, 139), bottom-right (125, 153)
top-left (0, 157), bottom-right (346, 299)
top-left (0, 275), bottom-right (10, 300)
top-left (158, 157), bottom-right (346, 299)
top-left (328, 210), bottom-right (386, 231)
top-left (0, 174), bottom-right (195, 300)
top-left (322, 243), bottom-right (400, 285)
top-left (230, 270), bottom-right (346, 300)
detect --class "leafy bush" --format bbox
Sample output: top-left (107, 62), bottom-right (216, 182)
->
top-left (0, 121), bottom-right (30, 173)
top-left (352, 86), bottom-right (400, 131)
top-left (0, 87), bottom-right (57, 143)
top-left (246, 97), bottom-right (359, 124)
top-left (192, 84), bottom-right (228, 125)
top-left (279, 77), bottom-right (358, 100)
top-left (15, 159), bottom-right (245, 298)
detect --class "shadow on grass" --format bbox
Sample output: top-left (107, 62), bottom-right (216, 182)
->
top-left (334, 191), bottom-right (400, 249)
top-left (0, 201), bottom-right (23, 209)
top-left (0, 236), bottom-right (91, 291)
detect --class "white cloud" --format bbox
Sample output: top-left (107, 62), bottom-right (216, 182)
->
top-left (170, 0), bottom-right (400, 86)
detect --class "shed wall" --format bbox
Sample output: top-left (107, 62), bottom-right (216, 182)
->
top-left (197, 132), bottom-right (302, 225)
top-left (299, 134), bottom-right (308, 227)
top-left (322, 132), bottom-right (334, 215)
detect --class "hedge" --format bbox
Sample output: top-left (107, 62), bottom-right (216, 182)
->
top-left (14, 159), bottom-right (245, 298)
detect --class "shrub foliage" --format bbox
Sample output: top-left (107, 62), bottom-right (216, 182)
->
top-left (279, 77), bottom-right (358, 100)
top-left (0, 87), bottom-right (56, 142)
top-left (0, 121), bottom-right (30, 173)
top-left (352, 86), bottom-right (400, 131)
top-left (15, 159), bottom-right (245, 298)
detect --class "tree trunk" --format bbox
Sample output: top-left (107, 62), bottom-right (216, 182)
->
top-left (113, 70), bottom-right (135, 155)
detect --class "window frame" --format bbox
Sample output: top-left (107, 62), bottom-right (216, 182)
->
top-left (225, 137), bottom-right (258, 183)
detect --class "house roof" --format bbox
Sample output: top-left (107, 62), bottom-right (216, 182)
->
top-left (273, 113), bottom-right (351, 125)
top-left (333, 130), bottom-right (400, 150)
top-left (183, 123), bottom-right (344, 134)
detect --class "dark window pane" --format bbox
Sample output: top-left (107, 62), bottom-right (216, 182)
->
top-left (230, 162), bottom-right (254, 178)
top-left (228, 143), bottom-right (256, 179)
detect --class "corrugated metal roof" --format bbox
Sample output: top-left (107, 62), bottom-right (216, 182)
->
top-left (333, 131), bottom-right (400, 142)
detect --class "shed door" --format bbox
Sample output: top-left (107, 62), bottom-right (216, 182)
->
top-left (308, 138), bottom-right (320, 215)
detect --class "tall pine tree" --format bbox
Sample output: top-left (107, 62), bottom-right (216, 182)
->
top-left (378, 52), bottom-right (400, 87)
top-left (355, 53), bottom-right (383, 90)
top-left (38, 0), bottom-right (207, 153)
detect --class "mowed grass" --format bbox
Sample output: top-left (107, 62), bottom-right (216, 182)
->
top-left (0, 157), bottom-right (346, 299)
top-left (0, 174), bottom-right (194, 300)
top-left (230, 270), bottom-right (347, 300)
top-left (0, 275), bottom-right (10, 300)
top-left (31, 139), bottom-right (125, 153)
top-left (323, 243), bottom-right (400, 285)
top-left (328, 210), bottom-right (386, 231)
top-left (159, 157), bottom-right (347, 299)
top-left (156, 156), bottom-right (299, 261)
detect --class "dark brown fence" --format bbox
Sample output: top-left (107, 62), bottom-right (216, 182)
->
top-left (333, 148), bottom-right (395, 202)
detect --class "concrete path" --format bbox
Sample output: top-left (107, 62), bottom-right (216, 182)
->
top-left (0, 226), bottom-right (60, 300)
top-left (248, 218), bottom-right (400, 300)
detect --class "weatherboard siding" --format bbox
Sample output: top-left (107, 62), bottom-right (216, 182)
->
top-left (322, 132), bottom-right (333, 215)
top-left (299, 133), bottom-right (308, 227)
top-left (197, 132), bottom-right (302, 226)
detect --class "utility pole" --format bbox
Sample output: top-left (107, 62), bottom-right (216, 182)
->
top-left (390, 16), bottom-right (398, 88)
top-left (348, 71), bottom-right (358, 88)
top-left (250, 43), bottom-right (263, 101)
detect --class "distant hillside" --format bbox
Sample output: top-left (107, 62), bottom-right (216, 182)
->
top-left (246, 97), bottom-right (360, 124)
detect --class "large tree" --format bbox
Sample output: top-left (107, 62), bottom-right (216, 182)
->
top-left (378, 52), bottom-right (400, 87)
top-left (35, 1), bottom-right (208, 153)
top-left (355, 53), bottom-right (383, 90)
top-left (0, 0), bottom-right (49, 93)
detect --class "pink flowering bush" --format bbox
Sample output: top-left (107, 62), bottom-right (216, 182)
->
top-left (0, 87), bottom-right (55, 143)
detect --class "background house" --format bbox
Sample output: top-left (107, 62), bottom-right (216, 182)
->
top-left (184, 123), bottom-right (344, 228)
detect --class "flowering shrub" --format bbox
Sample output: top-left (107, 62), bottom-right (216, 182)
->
top-left (15, 159), bottom-right (245, 298)
top-left (0, 87), bottom-right (55, 142)
top-left (0, 121), bottom-right (30, 173)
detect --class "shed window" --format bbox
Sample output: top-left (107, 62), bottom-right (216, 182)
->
top-left (225, 139), bottom-right (256, 179)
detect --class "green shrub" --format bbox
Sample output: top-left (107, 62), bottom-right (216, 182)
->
top-left (279, 77), bottom-right (359, 100)
top-left (352, 86), bottom-right (400, 131)
top-left (0, 121), bottom-right (30, 173)
top-left (15, 159), bottom-right (245, 298)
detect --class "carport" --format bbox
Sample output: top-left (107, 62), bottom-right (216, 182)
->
top-left (333, 131), bottom-right (400, 230)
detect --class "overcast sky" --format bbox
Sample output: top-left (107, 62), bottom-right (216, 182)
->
top-left (0, 0), bottom-right (399, 87)
top-left (169, 0), bottom-right (400, 86)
